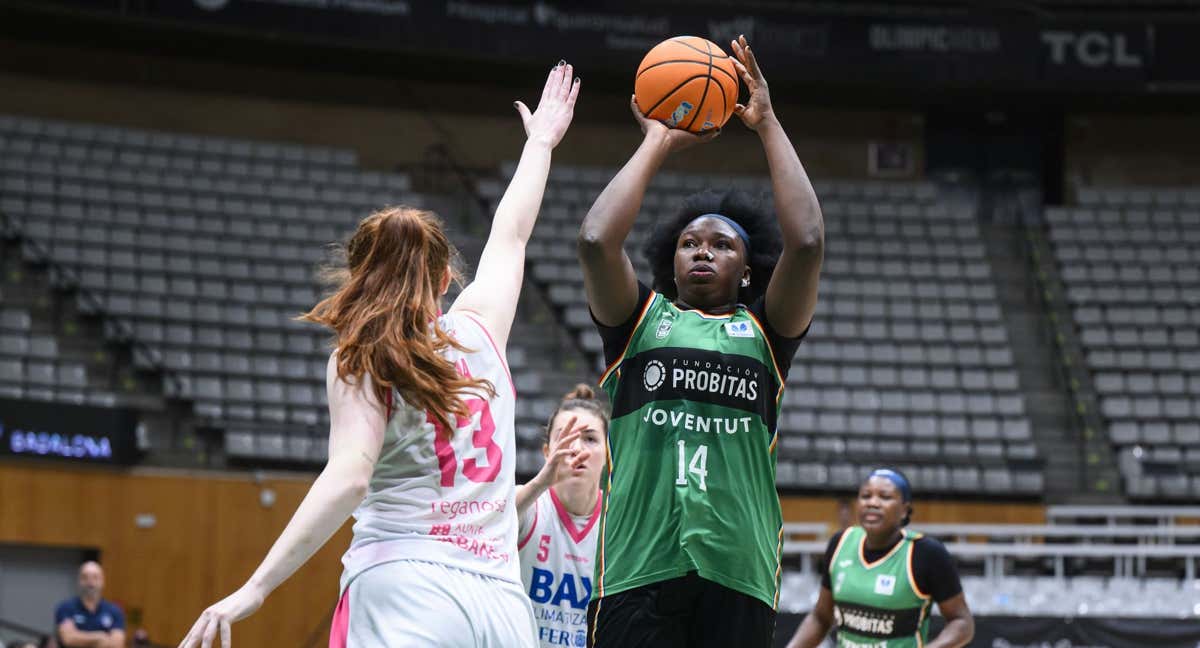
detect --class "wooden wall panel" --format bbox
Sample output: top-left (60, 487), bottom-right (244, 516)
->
top-left (0, 464), bottom-right (351, 646)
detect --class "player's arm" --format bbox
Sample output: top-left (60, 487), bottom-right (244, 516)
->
top-left (784, 586), bottom-right (835, 648)
top-left (578, 96), bottom-right (718, 326)
top-left (450, 62), bottom-right (580, 348)
top-left (928, 594), bottom-right (974, 648)
top-left (515, 420), bottom-right (588, 516)
top-left (102, 628), bottom-right (126, 648)
top-left (730, 35), bottom-right (823, 338)
top-left (178, 353), bottom-right (385, 648)
top-left (57, 620), bottom-right (107, 648)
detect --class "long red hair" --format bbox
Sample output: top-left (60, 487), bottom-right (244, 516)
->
top-left (301, 206), bottom-right (494, 435)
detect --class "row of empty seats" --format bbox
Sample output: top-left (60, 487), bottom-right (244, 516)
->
top-left (0, 114), bottom-right (359, 169)
top-left (781, 461), bottom-right (1043, 494)
top-left (1076, 185), bottom-right (1200, 208)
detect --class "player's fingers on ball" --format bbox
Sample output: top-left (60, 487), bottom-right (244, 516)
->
top-left (630, 94), bottom-right (648, 118)
top-left (733, 61), bottom-right (753, 86)
top-left (745, 45), bottom-right (764, 77)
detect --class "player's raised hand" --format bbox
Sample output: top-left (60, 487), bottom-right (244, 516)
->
top-left (535, 415), bottom-right (593, 488)
top-left (731, 34), bottom-right (775, 131)
top-left (514, 60), bottom-right (581, 149)
top-left (178, 584), bottom-right (264, 648)
top-left (631, 94), bottom-right (720, 153)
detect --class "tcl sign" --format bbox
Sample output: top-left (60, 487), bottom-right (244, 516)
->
top-left (1042, 30), bottom-right (1144, 68)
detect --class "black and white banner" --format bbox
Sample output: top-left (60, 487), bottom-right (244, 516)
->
top-left (20, 1), bottom-right (1200, 91)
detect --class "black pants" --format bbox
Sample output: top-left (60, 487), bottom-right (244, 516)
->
top-left (587, 572), bottom-right (776, 648)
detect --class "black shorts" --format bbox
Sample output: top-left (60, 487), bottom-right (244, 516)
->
top-left (586, 572), bottom-right (776, 648)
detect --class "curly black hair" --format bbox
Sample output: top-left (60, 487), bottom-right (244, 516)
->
top-left (641, 188), bottom-right (783, 304)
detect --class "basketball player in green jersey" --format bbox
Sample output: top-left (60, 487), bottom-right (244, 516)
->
top-left (578, 35), bottom-right (822, 647)
top-left (786, 469), bottom-right (974, 648)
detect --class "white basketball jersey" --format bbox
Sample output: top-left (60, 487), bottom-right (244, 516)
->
top-left (340, 310), bottom-right (519, 592)
top-left (517, 488), bottom-right (601, 648)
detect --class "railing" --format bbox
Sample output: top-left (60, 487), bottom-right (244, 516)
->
top-left (1047, 505), bottom-right (1200, 525)
top-left (782, 538), bottom-right (1199, 580)
top-left (1020, 204), bottom-right (1117, 496)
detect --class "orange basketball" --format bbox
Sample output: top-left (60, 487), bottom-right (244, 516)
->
top-left (635, 36), bottom-right (739, 134)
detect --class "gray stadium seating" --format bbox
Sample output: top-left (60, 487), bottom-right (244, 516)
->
top-left (0, 114), bottom-right (587, 467)
top-left (1047, 190), bottom-right (1200, 499)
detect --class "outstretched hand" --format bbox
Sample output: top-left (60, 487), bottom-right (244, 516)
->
top-left (731, 35), bottom-right (775, 131)
top-left (515, 60), bottom-right (581, 149)
top-left (178, 583), bottom-right (264, 648)
top-left (630, 95), bottom-right (720, 154)
top-left (534, 415), bottom-right (593, 488)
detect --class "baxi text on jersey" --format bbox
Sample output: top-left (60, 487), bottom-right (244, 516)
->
top-left (430, 498), bottom-right (507, 520)
top-left (528, 567), bottom-right (591, 609)
top-left (641, 407), bottom-right (753, 434)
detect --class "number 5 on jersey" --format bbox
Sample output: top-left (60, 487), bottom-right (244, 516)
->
top-left (676, 440), bottom-right (708, 491)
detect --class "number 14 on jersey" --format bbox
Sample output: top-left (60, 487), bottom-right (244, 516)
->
top-left (676, 440), bottom-right (708, 491)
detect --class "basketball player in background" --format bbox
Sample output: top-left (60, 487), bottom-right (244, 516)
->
top-left (785, 469), bottom-right (974, 648)
top-left (177, 60), bottom-right (580, 648)
top-left (516, 386), bottom-right (609, 648)
top-left (578, 36), bottom-right (823, 647)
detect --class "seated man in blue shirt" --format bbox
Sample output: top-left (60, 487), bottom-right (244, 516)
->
top-left (55, 561), bottom-right (125, 648)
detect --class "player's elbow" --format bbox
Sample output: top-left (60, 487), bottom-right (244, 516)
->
top-left (955, 614), bottom-right (975, 646)
top-left (346, 474), bottom-right (371, 501)
top-left (791, 221), bottom-right (824, 252)
top-left (576, 226), bottom-right (610, 260)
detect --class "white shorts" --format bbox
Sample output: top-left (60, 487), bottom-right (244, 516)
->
top-left (329, 559), bottom-right (537, 648)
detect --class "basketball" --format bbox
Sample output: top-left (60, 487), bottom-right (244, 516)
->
top-left (635, 36), bottom-right (739, 134)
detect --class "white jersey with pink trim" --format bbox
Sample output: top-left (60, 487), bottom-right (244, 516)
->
top-left (339, 310), bottom-right (519, 593)
top-left (517, 489), bottom-right (601, 648)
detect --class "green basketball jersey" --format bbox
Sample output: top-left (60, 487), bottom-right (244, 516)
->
top-left (828, 526), bottom-right (933, 648)
top-left (596, 290), bottom-right (788, 609)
